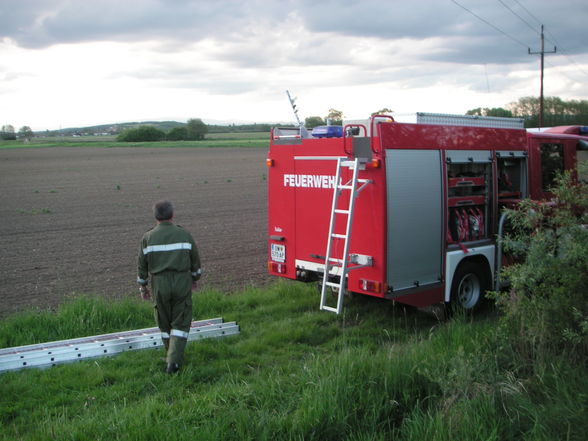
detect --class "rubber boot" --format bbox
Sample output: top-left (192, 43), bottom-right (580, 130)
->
top-left (161, 337), bottom-right (170, 362)
top-left (166, 336), bottom-right (187, 373)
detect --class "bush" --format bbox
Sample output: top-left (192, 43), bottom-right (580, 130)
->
top-left (1, 132), bottom-right (17, 140)
top-left (166, 126), bottom-right (188, 141)
top-left (186, 118), bottom-right (208, 140)
top-left (496, 167), bottom-right (588, 361)
top-left (117, 126), bottom-right (166, 142)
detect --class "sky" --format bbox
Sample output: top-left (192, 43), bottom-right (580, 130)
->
top-left (1, 0), bottom-right (587, 131)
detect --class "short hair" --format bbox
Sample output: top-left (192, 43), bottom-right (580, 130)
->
top-left (153, 200), bottom-right (174, 221)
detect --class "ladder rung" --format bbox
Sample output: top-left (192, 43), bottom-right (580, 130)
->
top-left (320, 157), bottom-right (364, 316)
top-left (0, 318), bottom-right (238, 373)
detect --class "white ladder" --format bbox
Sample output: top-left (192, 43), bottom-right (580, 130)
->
top-left (0, 318), bottom-right (239, 373)
top-left (320, 157), bottom-right (372, 314)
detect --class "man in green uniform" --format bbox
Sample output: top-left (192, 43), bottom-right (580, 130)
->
top-left (137, 200), bottom-right (201, 374)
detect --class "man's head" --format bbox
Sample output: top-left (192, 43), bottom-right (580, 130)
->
top-left (153, 200), bottom-right (174, 221)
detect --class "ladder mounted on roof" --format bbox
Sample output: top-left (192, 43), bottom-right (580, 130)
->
top-left (320, 157), bottom-right (373, 314)
top-left (0, 318), bottom-right (239, 373)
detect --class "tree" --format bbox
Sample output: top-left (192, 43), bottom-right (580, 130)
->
top-left (466, 107), bottom-right (513, 118)
top-left (167, 127), bottom-right (188, 141)
top-left (507, 96), bottom-right (588, 127)
top-left (326, 109), bottom-right (343, 126)
top-left (186, 118), bottom-right (208, 140)
top-left (117, 126), bottom-right (166, 142)
top-left (1, 125), bottom-right (16, 140)
top-left (304, 116), bottom-right (325, 129)
top-left (371, 108), bottom-right (394, 116)
top-left (18, 126), bottom-right (33, 141)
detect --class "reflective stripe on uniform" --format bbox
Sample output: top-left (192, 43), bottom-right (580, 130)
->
top-left (170, 329), bottom-right (189, 339)
top-left (161, 332), bottom-right (170, 339)
top-left (143, 242), bottom-right (192, 255)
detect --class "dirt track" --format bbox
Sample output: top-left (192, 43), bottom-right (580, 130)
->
top-left (0, 147), bottom-right (272, 317)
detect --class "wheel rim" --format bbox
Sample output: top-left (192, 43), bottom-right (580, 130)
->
top-left (457, 273), bottom-right (481, 309)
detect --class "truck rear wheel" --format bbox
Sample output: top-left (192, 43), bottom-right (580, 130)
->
top-left (450, 261), bottom-right (489, 312)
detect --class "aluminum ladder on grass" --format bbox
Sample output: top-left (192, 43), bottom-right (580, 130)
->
top-left (0, 317), bottom-right (239, 373)
top-left (320, 157), bottom-right (372, 314)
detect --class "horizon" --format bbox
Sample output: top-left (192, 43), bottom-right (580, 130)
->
top-left (1, 1), bottom-right (587, 132)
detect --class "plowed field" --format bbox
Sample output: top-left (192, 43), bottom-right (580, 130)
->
top-left (0, 147), bottom-right (272, 317)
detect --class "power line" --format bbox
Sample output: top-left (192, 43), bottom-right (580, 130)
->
top-left (511, 0), bottom-right (542, 25)
top-left (497, 0), bottom-right (539, 36)
top-left (452, 0), bottom-right (588, 91)
top-left (553, 49), bottom-right (588, 79)
top-left (451, 0), bottom-right (530, 49)
top-left (510, 0), bottom-right (588, 78)
top-left (545, 59), bottom-right (588, 84)
top-left (541, 31), bottom-right (588, 78)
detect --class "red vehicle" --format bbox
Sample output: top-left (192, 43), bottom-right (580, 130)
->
top-left (267, 113), bottom-right (588, 313)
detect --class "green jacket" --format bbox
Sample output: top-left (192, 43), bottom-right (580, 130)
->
top-left (137, 221), bottom-right (201, 285)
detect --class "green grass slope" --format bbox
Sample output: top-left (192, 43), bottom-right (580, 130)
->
top-left (0, 132), bottom-right (269, 149)
top-left (1, 282), bottom-right (586, 440)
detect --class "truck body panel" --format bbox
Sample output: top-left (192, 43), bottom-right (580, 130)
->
top-left (268, 116), bottom-right (588, 311)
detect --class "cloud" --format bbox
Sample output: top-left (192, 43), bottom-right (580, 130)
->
top-left (0, 0), bottom-right (264, 48)
top-left (3, 0), bottom-right (587, 61)
top-left (0, 0), bottom-right (586, 130)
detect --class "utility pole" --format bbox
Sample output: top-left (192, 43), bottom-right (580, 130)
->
top-left (528, 25), bottom-right (556, 127)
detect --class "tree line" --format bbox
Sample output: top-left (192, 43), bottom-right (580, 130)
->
top-left (303, 98), bottom-right (587, 129)
top-left (117, 118), bottom-right (208, 142)
top-left (1, 125), bottom-right (33, 141)
top-left (3, 97), bottom-right (587, 142)
top-left (467, 96), bottom-right (588, 127)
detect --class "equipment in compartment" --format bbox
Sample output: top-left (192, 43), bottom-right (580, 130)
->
top-left (496, 152), bottom-right (527, 203)
top-left (448, 206), bottom-right (485, 243)
top-left (446, 160), bottom-right (491, 244)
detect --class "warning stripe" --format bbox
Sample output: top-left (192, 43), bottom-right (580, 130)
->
top-left (143, 242), bottom-right (192, 255)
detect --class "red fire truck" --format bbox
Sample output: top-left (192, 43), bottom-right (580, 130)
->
top-left (267, 112), bottom-right (588, 314)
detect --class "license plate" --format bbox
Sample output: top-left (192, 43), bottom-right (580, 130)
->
top-left (271, 244), bottom-right (285, 262)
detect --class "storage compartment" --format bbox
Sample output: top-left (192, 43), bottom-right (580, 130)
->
top-left (497, 152), bottom-right (527, 203)
top-left (446, 157), bottom-right (492, 244)
top-left (386, 149), bottom-right (443, 291)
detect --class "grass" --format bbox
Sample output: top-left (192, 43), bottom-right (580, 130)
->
top-left (0, 132), bottom-right (270, 149)
top-left (1, 282), bottom-right (587, 440)
top-left (15, 207), bottom-right (52, 215)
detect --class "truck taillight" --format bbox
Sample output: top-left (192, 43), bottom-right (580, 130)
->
top-left (360, 279), bottom-right (381, 293)
top-left (266, 158), bottom-right (274, 167)
top-left (268, 261), bottom-right (287, 274)
top-left (368, 158), bottom-right (380, 168)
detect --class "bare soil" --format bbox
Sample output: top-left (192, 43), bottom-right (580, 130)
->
top-left (0, 147), bottom-right (272, 317)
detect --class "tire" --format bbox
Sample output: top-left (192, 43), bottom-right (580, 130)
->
top-left (449, 261), bottom-right (489, 312)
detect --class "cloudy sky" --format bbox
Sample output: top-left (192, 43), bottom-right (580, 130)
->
top-left (1, 0), bottom-right (587, 131)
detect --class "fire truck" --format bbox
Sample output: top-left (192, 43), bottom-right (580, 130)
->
top-left (267, 112), bottom-right (588, 314)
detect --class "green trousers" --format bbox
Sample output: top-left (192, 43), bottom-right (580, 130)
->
top-left (152, 271), bottom-right (193, 366)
